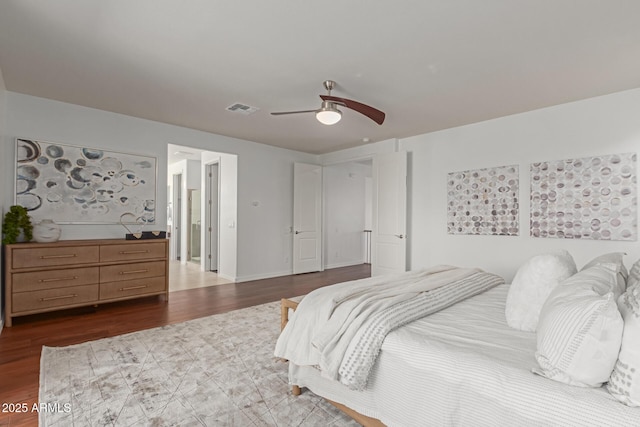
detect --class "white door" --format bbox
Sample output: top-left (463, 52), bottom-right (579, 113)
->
top-left (205, 163), bottom-right (219, 271)
top-left (293, 162), bottom-right (322, 274)
top-left (372, 151), bottom-right (407, 276)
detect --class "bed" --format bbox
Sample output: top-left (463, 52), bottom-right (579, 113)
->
top-left (274, 263), bottom-right (640, 427)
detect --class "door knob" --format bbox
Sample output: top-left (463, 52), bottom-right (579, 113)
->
top-left (394, 234), bottom-right (404, 239)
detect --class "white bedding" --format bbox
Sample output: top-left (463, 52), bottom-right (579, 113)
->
top-left (288, 284), bottom-right (640, 426)
top-left (276, 266), bottom-right (502, 390)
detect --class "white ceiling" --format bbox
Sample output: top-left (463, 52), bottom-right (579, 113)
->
top-left (1, 1), bottom-right (640, 155)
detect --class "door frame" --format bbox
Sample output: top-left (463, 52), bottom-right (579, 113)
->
top-left (171, 173), bottom-right (183, 261)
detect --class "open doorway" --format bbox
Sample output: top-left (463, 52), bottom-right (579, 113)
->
top-left (322, 159), bottom-right (373, 272)
top-left (188, 189), bottom-right (201, 263)
top-left (167, 143), bottom-right (238, 287)
top-left (322, 152), bottom-right (407, 277)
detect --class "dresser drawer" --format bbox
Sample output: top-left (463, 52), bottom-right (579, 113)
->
top-left (100, 242), bottom-right (166, 262)
top-left (100, 277), bottom-right (166, 300)
top-left (12, 267), bottom-right (99, 292)
top-left (12, 246), bottom-right (99, 269)
top-left (100, 261), bottom-right (165, 283)
top-left (13, 284), bottom-right (99, 313)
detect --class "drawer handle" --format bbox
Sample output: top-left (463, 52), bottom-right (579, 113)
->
top-left (119, 285), bottom-right (148, 291)
top-left (39, 294), bottom-right (77, 302)
top-left (39, 254), bottom-right (77, 259)
top-left (39, 276), bottom-right (79, 283)
top-left (119, 269), bottom-right (148, 275)
top-left (119, 250), bottom-right (149, 255)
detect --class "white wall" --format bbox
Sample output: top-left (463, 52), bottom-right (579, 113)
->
top-left (6, 93), bottom-right (169, 240)
top-left (4, 92), bottom-right (316, 282)
top-left (236, 148), bottom-right (315, 281)
top-left (0, 68), bottom-right (6, 205)
top-left (0, 67), bottom-right (7, 329)
top-left (323, 161), bottom-right (371, 268)
top-left (320, 139), bottom-right (397, 165)
top-left (5, 88), bottom-right (639, 286)
top-left (185, 159), bottom-right (201, 189)
top-left (400, 88), bottom-right (640, 281)
top-left (364, 177), bottom-right (372, 230)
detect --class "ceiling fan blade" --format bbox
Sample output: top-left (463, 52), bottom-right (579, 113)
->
top-left (320, 95), bottom-right (385, 125)
top-left (271, 109), bottom-right (317, 116)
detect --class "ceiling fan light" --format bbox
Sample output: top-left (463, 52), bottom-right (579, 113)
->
top-left (316, 108), bottom-right (342, 125)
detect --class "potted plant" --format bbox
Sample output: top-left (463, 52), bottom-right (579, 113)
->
top-left (2, 205), bottom-right (33, 244)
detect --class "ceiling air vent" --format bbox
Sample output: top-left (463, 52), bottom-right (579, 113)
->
top-left (225, 103), bottom-right (259, 115)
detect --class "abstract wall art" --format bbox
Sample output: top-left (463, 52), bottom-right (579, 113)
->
top-left (530, 153), bottom-right (637, 240)
top-left (447, 164), bottom-right (519, 236)
top-left (15, 138), bottom-right (157, 224)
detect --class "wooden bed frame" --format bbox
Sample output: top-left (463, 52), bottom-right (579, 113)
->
top-left (280, 298), bottom-right (387, 427)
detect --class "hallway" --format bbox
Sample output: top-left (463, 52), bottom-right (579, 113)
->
top-left (168, 260), bottom-right (232, 291)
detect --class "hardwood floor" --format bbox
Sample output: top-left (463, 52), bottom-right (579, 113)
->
top-left (0, 263), bottom-right (371, 427)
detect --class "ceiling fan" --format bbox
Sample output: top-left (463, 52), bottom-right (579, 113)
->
top-left (271, 80), bottom-right (385, 126)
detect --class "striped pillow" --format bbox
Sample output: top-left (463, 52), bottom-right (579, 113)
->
top-left (608, 283), bottom-right (640, 406)
top-left (534, 263), bottom-right (624, 387)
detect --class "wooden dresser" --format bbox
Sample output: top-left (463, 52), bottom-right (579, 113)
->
top-left (3, 238), bottom-right (169, 327)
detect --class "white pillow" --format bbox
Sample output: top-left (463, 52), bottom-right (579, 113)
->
top-left (505, 250), bottom-right (577, 332)
top-left (534, 263), bottom-right (624, 387)
top-left (628, 258), bottom-right (640, 289)
top-left (608, 283), bottom-right (640, 406)
top-left (582, 252), bottom-right (627, 295)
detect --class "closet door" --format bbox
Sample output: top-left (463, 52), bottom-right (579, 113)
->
top-left (293, 162), bottom-right (323, 274)
top-left (372, 151), bottom-right (407, 276)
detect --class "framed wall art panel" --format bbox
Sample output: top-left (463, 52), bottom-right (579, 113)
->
top-left (15, 138), bottom-right (157, 225)
top-left (447, 164), bottom-right (519, 236)
top-left (530, 153), bottom-right (637, 240)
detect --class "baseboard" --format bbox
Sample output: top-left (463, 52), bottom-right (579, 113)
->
top-left (234, 263), bottom-right (365, 283)
top-left (216, 272), bottom-right (237, 282)
top-left (234, 270), bottom-right (293, 283)
top-left (324, 260), bottom-right (366, 270)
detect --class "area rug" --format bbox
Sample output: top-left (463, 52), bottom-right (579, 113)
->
top-left (39, 301), bottom-right (358, 426)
